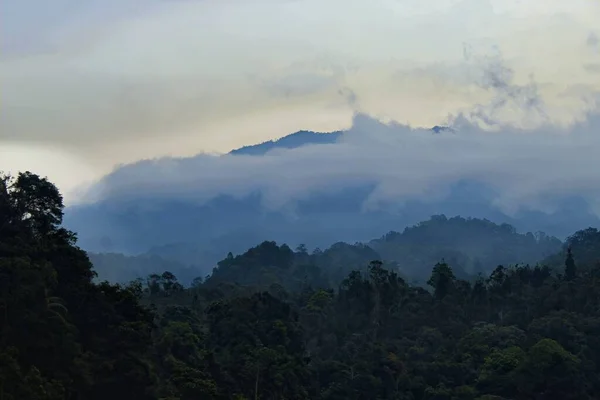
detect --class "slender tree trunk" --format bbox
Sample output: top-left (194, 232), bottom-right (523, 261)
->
top-left (372, 285), bottom-right (380, 341)
top-left (254, 366), bottom-right (259, 400)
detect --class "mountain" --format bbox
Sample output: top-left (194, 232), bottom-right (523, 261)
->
top-left (228, 126), bottom-right (452, 156)
top-left (369, 215), bottom-right (562, 282)
top-left (85, 215), bottom-right (564, 286)
top-left (229, 130), bottom-right (343, 155)
top-left (63, 127), bottom-right (600, 279)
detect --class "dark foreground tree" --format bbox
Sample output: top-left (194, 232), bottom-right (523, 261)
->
top-left (2, 171), bottom-right (600, 400)
top-left (0, 172), bottom-right (158, 400)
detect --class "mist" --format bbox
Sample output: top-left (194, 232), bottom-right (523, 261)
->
top-left (77, 53), bottom-right (600, 220)
top-left (60, 44), bottom-right (600, 263)
top-left (2, 0), bottom-right (600, 202)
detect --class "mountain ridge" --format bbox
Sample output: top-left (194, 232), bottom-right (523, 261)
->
top-left (63, 125), bottom-right (600, 280)
top-left (227, 125), bottom-right (452, 155)
top-left (87, 214), bottom-right (565, 285)
top-left (229, 130), bottom-right (343, 155)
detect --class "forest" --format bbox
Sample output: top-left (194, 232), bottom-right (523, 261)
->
top-left (2, 171), bottom-right (600, 400)
top-left (88, 213), bottom-right (563, 286)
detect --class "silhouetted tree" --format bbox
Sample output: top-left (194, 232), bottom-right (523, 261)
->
top-left (565, 246), bottom-right (576, 281)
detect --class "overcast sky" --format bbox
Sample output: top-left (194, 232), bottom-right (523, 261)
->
top-left (1, 0), bottom-right (599, 202)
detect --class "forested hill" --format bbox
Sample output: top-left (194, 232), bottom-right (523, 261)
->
top-left (87, 252), bottom-right (197, 285)
top-left (3, 171), bottom-right (600, 400)
top-left (542, 227), bottom-right (600, 268)
top-left (369, 215), bottom-right (562, 283)
top-left (88, 215), bottom-right (563, 285)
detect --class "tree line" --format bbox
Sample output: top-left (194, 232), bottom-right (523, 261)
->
top-left (1, 171), bottom-right (600, 399)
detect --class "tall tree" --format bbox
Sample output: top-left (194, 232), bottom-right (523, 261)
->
top-left (427, 261), bottom-right (456, 299)
top-left (564, 247), bottom-right (576, 281)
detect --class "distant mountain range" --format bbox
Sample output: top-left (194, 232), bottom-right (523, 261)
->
top-left (64, 127), bottom-right (600, 280)
top-left (87, 214), bottom-right (565, 286)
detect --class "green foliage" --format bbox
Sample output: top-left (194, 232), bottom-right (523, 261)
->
top-left (564, 247), bottom-right (577, 280)
top-left (2, 171), bottom-right (600, 400)
top-left (88, 252), bottom-right (197, 285)
top-left (0, 172), bottom-right (158, 399)
top-left (427, 261), bottom-right (456, 299)
top-left (371, 215), bottom-right (562, 282)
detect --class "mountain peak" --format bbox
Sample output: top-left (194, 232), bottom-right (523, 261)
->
top-left (229, 125), bottom-right (452, 156)
top-left (229, 130), bottom-right (343, 156)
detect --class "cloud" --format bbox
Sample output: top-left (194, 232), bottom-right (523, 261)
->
top-left (80, 66), bottom-right (600, 221)
top-left (86, 111), bottom-right (600, 219)
top-left (587, 32), bottom-right (599, 52)
top-left (2, 0), bottom-right (600, 201)
top-left (584, 64), bottom-right (600, 74)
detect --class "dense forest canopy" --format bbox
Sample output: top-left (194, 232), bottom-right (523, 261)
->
top-left (2, 171), bottom-right (600, 400)
top-left (369, 216), bottom-right (562, 283)
top-left (88, 213), bottom-right (563, 286)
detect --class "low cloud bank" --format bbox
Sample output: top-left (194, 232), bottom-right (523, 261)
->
top-left (71, 45), bottom-right (600, 233)
top-left (79, 106), bottom-right (600, 219)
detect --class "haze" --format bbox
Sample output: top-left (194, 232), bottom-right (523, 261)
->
top-left (2, 0), bottom-right (599, 203)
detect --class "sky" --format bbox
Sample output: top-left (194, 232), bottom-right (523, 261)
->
top-left (1, 0), bottom-right (600, 204)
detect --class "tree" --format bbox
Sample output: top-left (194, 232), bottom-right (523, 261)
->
top-left (564, 247), bottom-right (576, 281)
top-left (10, 171), bottom-right (65, 237)
top-left (5, 170), bottom-right (600, 400)
top-left (427, 261), bottom-right (456, 299)
top-left (0, 172), bottom-right (159, 399)
top-left (191, 276), bottom-right (204, 288)
top-left (517, 338), bottom-right (587, 399)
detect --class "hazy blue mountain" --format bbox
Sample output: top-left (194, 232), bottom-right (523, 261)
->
top-left (229, 130), bottom-right (343, 155)
top-left (228, 126), bottom-right (451, 155)
top-left (64, 128), bottom-right (600, 278)
top-left (84, 214), bottom-right (565, 286)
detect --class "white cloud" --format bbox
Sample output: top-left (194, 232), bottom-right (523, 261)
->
top-left (81, 105), bottom-right (600, 220)
top-left (1, 0), bottom-right (599, 200)
top-left (82, 49), bottom-right (600, 218)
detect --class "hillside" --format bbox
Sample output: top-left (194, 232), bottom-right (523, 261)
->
top-left (542, 227), bottom-right (600, 269)
top-left (369, 215), bottom-right (562, 283)
top-left (87, 215), bottom-right (564, 285)
top-left (87, 252), bottom-right (199, 285)
top-left (3, 171), bottom-right (600, 400)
